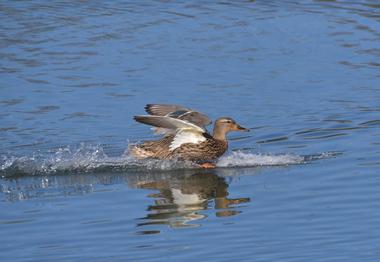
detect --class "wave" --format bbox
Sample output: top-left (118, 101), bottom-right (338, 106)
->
top-left (217, 151), bottom-right (304, 167)
top-left (0, 144), bottom-right (339, 177)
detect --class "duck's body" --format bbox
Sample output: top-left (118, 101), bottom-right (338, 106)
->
top-left (130, 104), bottom-right (248, 165)
top-left (131, 133), bottom-right (227, 163)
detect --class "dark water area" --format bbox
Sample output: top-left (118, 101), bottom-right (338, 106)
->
top-left (1, 0), bottom-right (380, 261)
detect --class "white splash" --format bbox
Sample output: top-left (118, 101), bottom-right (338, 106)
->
top-left (1, 144), bottom-right (336, 177)
top-left (0, 144), bottom-right (197, 177)
top-left (217, 151), bottom-right (305, 167)
top-left (1, 144), bottom-right (117, 175)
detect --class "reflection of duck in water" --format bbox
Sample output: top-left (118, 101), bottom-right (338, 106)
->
top-left (130, 104), bottom-right (249, 168)
top-left (127, 172), bottom-right (250, 230)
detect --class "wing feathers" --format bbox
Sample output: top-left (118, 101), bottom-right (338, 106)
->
top-left (135, 104), bottom-right (212, 150)
top-left (134, 115), bottom-right (205, 133)
top-left (145, 104), bottom-right (212, 128)
top-left (145, 104), bottom-right (190, 116)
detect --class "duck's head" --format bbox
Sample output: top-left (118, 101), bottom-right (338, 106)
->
top-left (213, 117), bottom-right (249, 140)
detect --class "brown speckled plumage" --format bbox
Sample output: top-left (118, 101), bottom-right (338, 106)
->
top-left (130, 134), bottom-right (227, 163)
top-left (130, 104), bottom-right (248, 163)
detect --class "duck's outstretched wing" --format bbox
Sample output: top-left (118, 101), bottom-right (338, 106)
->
top-left (145, 104), bottom-right (212, 128)
top-left (134, 115), bottom-right (205, 133)
top-left (134, 115), bottom-right (207, 151)
top-left (145, 104), bottom-right (190, 116)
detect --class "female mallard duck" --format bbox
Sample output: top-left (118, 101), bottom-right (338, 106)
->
top-left (130, 104), bottom-right (249, 168)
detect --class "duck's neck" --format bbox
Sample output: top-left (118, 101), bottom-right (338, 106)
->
top-left (212, 126), bottom-right (228, 141)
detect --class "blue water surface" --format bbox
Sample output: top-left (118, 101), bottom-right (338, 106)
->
top-left (1, 1), bottom-right (380, 261)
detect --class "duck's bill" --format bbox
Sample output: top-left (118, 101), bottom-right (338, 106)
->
top-left (237, 125), bottom-right (250, 132)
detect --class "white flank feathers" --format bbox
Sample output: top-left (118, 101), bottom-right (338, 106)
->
top-left (169, 130), bottom-right (206, 151)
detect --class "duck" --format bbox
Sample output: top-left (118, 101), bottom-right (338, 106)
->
top-left (129, 104), bottom-right (249, 168)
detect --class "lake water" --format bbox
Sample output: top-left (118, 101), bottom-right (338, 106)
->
top-left (1, 0), bottom-right (380, 261)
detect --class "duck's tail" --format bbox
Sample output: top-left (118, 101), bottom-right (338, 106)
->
top-left (128, 136), bottom-right (174, 160)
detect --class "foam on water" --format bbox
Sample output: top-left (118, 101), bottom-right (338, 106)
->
top-left (0, 144), bottom-right (196, 177)
top-left (0, 144), bottom-right (337, 177)
top-left (216, 151), bottom-right (305, 167)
